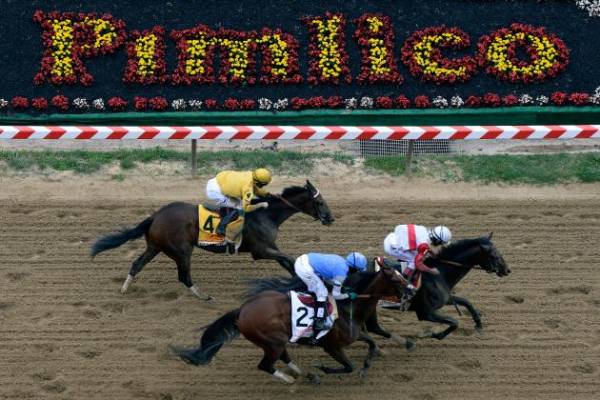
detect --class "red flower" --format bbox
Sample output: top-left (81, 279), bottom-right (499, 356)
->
top-left (394, 95), bottom-right (411, 109)
top-left (107, 96), bottom-right (128, 111)
top-left (502, 95), bottom-right (519, 106)
top-left (551, 92), bottom-right (568, 106)
top-left (465, 95), bottom-right (482, 107)
top-left (51, 95), bottom-right (70, 111)
top-left (483, 93), bottom-right (502, 107)
top-left (149, 97), bottom-right (168, 111)
top-left (204, 99), bottom-right (218, 110)
top-left (414, 95), bottom-right (431, 108)
top-left (291, 97), bottom-right (308, 110)
top-left (240, 99), bottom-right (256, 110)
top-left (569, 92), bottom-right (590, 106)
top-left (223, 98), bottom-right (240, 110)
top-left (133, 96), bottom-right (148, 111)
top-left (31, 97), bottom-right (48, 111)
top-left (308, 96), bottom-right (325, 108)
top-left (375, 96), bottom-right (394, 109)
top-left (11, 96), bottom-right (29, 110)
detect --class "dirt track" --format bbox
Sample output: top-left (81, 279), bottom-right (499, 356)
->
top-left (1, 179), bottom-right (599, 400)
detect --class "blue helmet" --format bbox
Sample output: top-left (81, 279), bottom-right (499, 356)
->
top-left (346, 252), bottom-right (368, 272)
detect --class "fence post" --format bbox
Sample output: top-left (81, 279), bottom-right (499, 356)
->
top-left (404, 140), bottom-right (415, 176)
top-left (191, 139), bottom-right (198, 179)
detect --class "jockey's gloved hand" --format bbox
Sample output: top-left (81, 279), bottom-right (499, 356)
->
top-left (258, 202), bottom-right (269, 209)
top-left (331, 279), bottom-right (347, 299)
top-left (348, 292), bottom-right (358, 300)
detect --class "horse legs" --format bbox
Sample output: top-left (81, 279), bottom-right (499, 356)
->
top-left (365, 313), bottom-right (416, 352)
top-left (315, 345), bottom-right (354, 374)
top-left (121, 246), bottom-right (160, 293)
top-left (417, 310), bottom-right (459, 340)
top-left (255, 246), bottom-right (295, 276)
top-left (168, 246), bottom-right (213, 301)
top-left (448, 295), bottom-right (483, 333)
top-left (357, 331), bottom-right (381, 378)
top-left (258, 345), bottom-right (294, 384)
top-left (279, 349), bottom-right (320, 384)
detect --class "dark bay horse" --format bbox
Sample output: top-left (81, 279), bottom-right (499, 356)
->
top-left (171, 265), bottom-right (405, 383)
top-left (91, 181), bottom-right (333, 300)
top-left (366, 234), bottom-right (510, 344)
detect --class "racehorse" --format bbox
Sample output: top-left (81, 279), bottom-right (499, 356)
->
top-left (90, 181), bottom-right (334, 300)
top-left (170, 264), bottom-right (406, 383)
top-left (365, 233), bottom-right (510, 345)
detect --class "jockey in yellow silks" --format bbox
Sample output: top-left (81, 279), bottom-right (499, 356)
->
top-left (205, 168), bottom-right (273, 235)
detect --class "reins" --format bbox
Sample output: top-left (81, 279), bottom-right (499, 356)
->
top-left (273, 194), bottom-right (301, 212)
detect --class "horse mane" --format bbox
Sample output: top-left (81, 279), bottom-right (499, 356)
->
top-left (344, 271), bottom-right (378, 293)
top-left (437, 237), bottom-right (491, 260)
top-left (254, 185), bottom-right (307, 203)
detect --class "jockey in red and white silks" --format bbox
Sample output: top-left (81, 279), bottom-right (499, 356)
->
top-left (383, 224), bottom-right (452, 283)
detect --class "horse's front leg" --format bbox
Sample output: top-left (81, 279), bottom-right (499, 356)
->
top-left (315, 344), bottom-right (354, 374)
top-left (448, 295), bottom-right (483, 333)
top-left (357, 331), bottom-right (382, 378)
top-left (365, 313), bottom-right (416, 352)
top-left (417, 310), bottom-right (459, 340)
top-left (253, 245), bottom-right (295, 276)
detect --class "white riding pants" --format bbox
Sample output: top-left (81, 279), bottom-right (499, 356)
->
top-left (206, 178), bottom-right (242, 210)
top-left (294, 255), bottom-right (328, 302)
top-left (384, 233), bottom-right (417, 272)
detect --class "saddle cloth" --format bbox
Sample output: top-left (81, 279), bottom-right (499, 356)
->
top-left (289, 291), bottom-right (337, 343)
top-left (197, 205), bottom-right (243, 251)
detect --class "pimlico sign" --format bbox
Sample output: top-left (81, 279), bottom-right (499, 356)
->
top-left (35, 10), bottom-right (569, 87)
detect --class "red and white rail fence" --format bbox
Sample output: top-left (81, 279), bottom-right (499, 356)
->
top-left (1, 125), bottom-right (600, 140)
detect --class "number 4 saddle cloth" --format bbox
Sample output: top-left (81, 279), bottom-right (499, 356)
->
top-left (289, 291), bottom-right (338, 343)
top-left (197, 204), bottom-right (243, 252)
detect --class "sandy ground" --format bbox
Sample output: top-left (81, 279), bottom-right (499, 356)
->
top-left (1, 174), bottom-right (599, 400)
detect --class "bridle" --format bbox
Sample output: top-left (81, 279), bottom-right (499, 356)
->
top-left (274, 186), bottom-right (325, 222)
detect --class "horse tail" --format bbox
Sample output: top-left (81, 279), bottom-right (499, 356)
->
top-left (90, 217), bottom-right (153, 257)
top-left (171, 309), bottom-right (241, 366)
top-left (245, 276), bottom-right (306, 299)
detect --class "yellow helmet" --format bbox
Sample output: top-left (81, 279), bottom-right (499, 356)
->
top-left (252, 168), bottom-right (272, 185)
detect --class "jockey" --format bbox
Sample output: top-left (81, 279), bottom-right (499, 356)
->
top-left (294, 251), bottom-right (368, 333)
top-left (383, 224), bottom-right (452, 289)
top-left (205, 168), bottom-right (273, 235)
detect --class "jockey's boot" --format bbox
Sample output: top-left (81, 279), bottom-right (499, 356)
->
top-left (216, 209), bottom-right (239, 236)
top-left (313, 301), bottom-right (330, 334)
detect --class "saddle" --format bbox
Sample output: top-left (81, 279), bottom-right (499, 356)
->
top-left (197, 204), bottom-right (243, 253)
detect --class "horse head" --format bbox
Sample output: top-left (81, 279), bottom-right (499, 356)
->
top-left (477, 233), bottom-right (511, 277)
top-left (437, 233), bottom-right (510, 277)
top-left (367, 260), bottom-right (406, 298)
top-left (280, 180), bottom-right (334, 225)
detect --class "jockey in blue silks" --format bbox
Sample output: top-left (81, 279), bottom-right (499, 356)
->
top-left (294, 251), bottom-right (368, 333)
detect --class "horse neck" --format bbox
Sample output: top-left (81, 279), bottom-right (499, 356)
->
top-left (351, 273), bottom-right (389, 322)
top-left (437, 247), bottom-right (480, 289)
top-left (264, 196), bottom-right (302, 226)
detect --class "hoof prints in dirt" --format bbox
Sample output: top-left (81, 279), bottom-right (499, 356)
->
top-left (454, 359), bottom-right (482, 372)
top-left (78, 350), bottom-right (101, 359)
top-left (572, 363), bottom-right (596, 374)
top-left (5, 272), bottom-right (29, 281)
top-left (547, 286), bottom-right (591, 295)
top-left (505, 295), bottom-right (525, 304)
top-left (42, 381), bottom-right (67, 394)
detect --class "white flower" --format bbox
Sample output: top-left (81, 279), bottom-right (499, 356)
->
top-left (450, 95), bottom-right (464, 108)
top-left (536, 95), bottom-right (549, 105)
top-left (273, 98), bottom-right (288, 110)
top-left (433, 96), bottom-right (449, 108)
top-left (0, 98), bottom-right (8, 109)
top-left (344, 97), bottom-right (358, 109)
top-left (589, 87), bottom-right (600, 105)
top-left (576, 1), bottom-right (600, 17)
top-left (360, 96), bottom-right (373, 109)
top-left (92, 98), bottom-right (105, 110)
top-left (171, 99), bottom-right (187, 110)
top-left (258, 98), bottom-right (273, 111)
top-left (73, 98), bottom-right (90, 110)
top-left (518, 94), bottom-right (534, 105)
top-left (188, 100), bottom-right (202, 111)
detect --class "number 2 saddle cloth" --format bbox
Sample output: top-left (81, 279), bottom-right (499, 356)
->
top-left (289, 291), bottom-right (338, 343)
top-left (197, 204), bottom-right (243, 252)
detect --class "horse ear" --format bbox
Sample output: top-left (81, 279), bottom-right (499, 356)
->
top-left (306, 180), bottom-right (315, 190)
top-left (488, 232), bottom-right (494, 240)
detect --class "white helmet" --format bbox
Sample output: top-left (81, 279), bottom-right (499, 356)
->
top-left (429, 226), bottom-right (452, 245)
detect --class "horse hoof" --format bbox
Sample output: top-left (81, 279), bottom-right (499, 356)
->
top-left (475, 326), bottom-right (484, 335)
top-left (306, 373), bottom-right (320, 385)
top-left (359, 369), bottom-right (369, 380)
top-left (405, 339), bottom-right (417, 352)
top-left (204, 295), bottom-right (215, 303)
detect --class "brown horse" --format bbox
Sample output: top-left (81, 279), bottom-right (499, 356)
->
top-left (171, 264), bottom-right (405, 383)
top-left (91, 181), bottom-right (333, 300)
